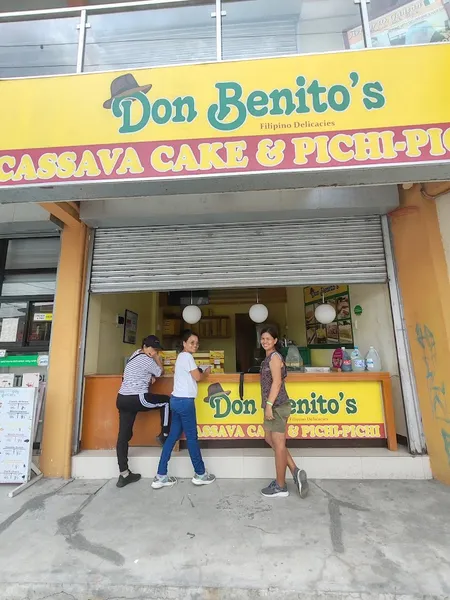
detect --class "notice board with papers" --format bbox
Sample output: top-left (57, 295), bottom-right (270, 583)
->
top-left (0, 387), bottom-right (36, 484)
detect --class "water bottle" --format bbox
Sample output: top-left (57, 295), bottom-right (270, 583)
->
top-left (351, 346), bottom-right (365, 373)
top-left (341, 347), bottom-right (352, 372)
top-left (286, 345), bottom-right (303, 371)
top-left (365, 346), bottom-right (382, 372)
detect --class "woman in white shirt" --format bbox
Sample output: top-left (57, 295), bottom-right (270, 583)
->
top-left (152, 330), bottom-right (216, 488)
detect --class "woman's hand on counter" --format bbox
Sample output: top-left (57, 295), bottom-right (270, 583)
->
top-left (200, 366), bottom-right (211, 380)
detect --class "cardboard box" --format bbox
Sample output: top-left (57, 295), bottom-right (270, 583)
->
top-left (162, 319), bottom-right (181, 336)
top-left (161, 351), bottom-right (177, 367)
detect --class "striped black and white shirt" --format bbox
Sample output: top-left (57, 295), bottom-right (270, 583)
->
top-left (119, 350), bottom-right (163, 396)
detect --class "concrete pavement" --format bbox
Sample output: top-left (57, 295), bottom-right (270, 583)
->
top-left (0, 477), bottom-right (449, 599)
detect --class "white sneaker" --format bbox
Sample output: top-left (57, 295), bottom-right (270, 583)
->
top-left (151, 474), bottom-right (177, 489)
top-left (192, 472), bottom-right (216, 486)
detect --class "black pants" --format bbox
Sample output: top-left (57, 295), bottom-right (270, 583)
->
top-left (116, 392), bottom-right (170, 473)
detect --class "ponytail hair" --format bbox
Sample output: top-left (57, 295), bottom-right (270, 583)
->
top-left (179, 328), bottom-right (199, 352)
top-left (260, 326), bottom-right (283, 353)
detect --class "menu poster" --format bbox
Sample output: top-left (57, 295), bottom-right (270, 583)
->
top-left (304, 285), bottom-right (354, 349)
top-left (123, 310), bottom-right (138, 345)
top-left (0, 387), bottom-right (36, 484)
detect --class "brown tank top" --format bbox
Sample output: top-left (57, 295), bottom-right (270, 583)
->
top-left (260, 351), bottom-right (289, 408)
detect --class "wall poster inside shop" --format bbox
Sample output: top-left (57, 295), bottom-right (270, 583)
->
top-left (304, 285), bottom-right (354, 349)
top-left (123, 310), bottom-right (138, 345)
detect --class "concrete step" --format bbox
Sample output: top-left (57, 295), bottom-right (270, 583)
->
top-left (72, 446), bottom-right (432, 480)
top-left (2, 584), bottom-right (447, 600)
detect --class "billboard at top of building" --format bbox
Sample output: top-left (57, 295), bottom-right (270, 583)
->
top-left (345, 0), bottom-right (450, 49)
top-left (1, 42), bottom-right (450, 188)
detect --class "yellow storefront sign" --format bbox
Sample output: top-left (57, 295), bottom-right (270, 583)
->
top-left (1, 44), bottom-right (450, 187)
top-left (303, 285), bottom-right (349, 304)
top-left (195, 380), bottom-right (385, 440)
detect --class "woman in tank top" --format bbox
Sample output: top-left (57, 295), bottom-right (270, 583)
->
top-left (260, 326), bottom-right (309, 499)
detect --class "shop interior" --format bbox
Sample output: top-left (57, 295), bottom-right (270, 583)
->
top-left (84, 282), bottom-right (407, 439)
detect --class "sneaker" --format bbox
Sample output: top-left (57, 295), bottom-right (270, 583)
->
top-left (261, 482), bottom-right (289, 498)
top-left (293, 467), bottom-right (309, 499)
top-left (116, 471), bottom-right (141, 488)
top-left (192, 472), bottom-right (216, 486)
top-left (151, 474), bottom-right (177, 489)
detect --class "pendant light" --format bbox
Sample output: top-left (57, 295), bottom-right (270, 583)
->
top-left (182, 291), bottom-right (202, 325)
top-left (314, 293), bottom-right (336, 325)
top-left (249, 290), bottom-right (269, 324)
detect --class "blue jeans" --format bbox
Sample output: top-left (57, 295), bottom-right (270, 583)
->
top-left (157, 396), bottom-right (205, 476)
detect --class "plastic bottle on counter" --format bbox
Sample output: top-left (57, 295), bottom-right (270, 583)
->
top-left (341, 347), bottom-right (352, 372)
top-left (332, 347), bottom-right (343, 369)
top-left (351, 346), bottom-right (365, 373)
top-left (365, 346), bottom-right (382, 372)
top-left (285, 344), bottom-right (303, 371)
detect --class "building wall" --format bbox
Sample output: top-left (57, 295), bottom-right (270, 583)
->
top-left (391, 185), bottom-right (450, 484)
top-left (436, 194), bottom-right (450, 280)
top-left (0, 203), bottom-right (58, 236)
top-left (84, 292), bottom-right (156, 375)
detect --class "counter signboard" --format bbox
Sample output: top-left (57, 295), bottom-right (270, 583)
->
top-left (196, 380), bottom-right (386, 441)
top-left (1, 44), bottom-right (450, 188)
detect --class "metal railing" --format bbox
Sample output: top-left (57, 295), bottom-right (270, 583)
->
top-left (0, 0), bottom-right (449, 79)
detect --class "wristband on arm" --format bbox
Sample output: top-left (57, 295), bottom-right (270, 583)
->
top-left (266, 401), bottom-right (274, 407)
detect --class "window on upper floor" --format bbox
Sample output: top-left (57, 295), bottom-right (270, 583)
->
top-left (348, 0), bottom-right (450, 49)
top-left (83, 1), bottom-right (217, 72)
top-left (222, 0), bottom-right (363, 59)
top-left (0, 13), bottom-right (80, 77)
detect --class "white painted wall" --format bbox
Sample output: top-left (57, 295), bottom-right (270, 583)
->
top-left (84, 292), bottom-right (156, 375)
top-left (436, 193), bottom-right (450, 280)
top-left (0, 203), bottom-right (59, 235)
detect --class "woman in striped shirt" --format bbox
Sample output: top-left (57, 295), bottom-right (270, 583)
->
top-left (116, 335), bottom-right (170, 488)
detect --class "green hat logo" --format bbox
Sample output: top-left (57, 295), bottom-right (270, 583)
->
top-left (204, 382), bottom-right (231, 404)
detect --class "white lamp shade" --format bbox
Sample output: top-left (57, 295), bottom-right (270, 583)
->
top-left (182, 305), bottom-right (202, 325)
top-left (314, 303), bottom-right (336, 325)
top-left (249, 303), bottom-right (269, 324)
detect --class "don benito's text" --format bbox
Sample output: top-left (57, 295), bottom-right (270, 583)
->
top-left (112, 72), bottom-right (386, 133)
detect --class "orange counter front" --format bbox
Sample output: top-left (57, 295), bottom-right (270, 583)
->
top-left (81, 372), bottom-right (397, 451)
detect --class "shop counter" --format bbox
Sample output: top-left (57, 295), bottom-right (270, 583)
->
top-left (81, 372), bottom-right (397, 451)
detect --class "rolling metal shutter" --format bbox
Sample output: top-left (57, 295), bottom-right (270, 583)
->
top-left (90, 216), bottom-right (387, 293)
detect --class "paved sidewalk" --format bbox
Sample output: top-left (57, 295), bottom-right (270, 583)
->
top-left (0, 477), bottom-right (449, 599)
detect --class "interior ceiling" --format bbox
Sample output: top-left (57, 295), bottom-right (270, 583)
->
top-left (161, 287), bottom-right (288, 306)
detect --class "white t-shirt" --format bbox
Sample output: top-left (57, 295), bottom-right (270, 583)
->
top-left (172, 351), bottom-right (198, 398)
